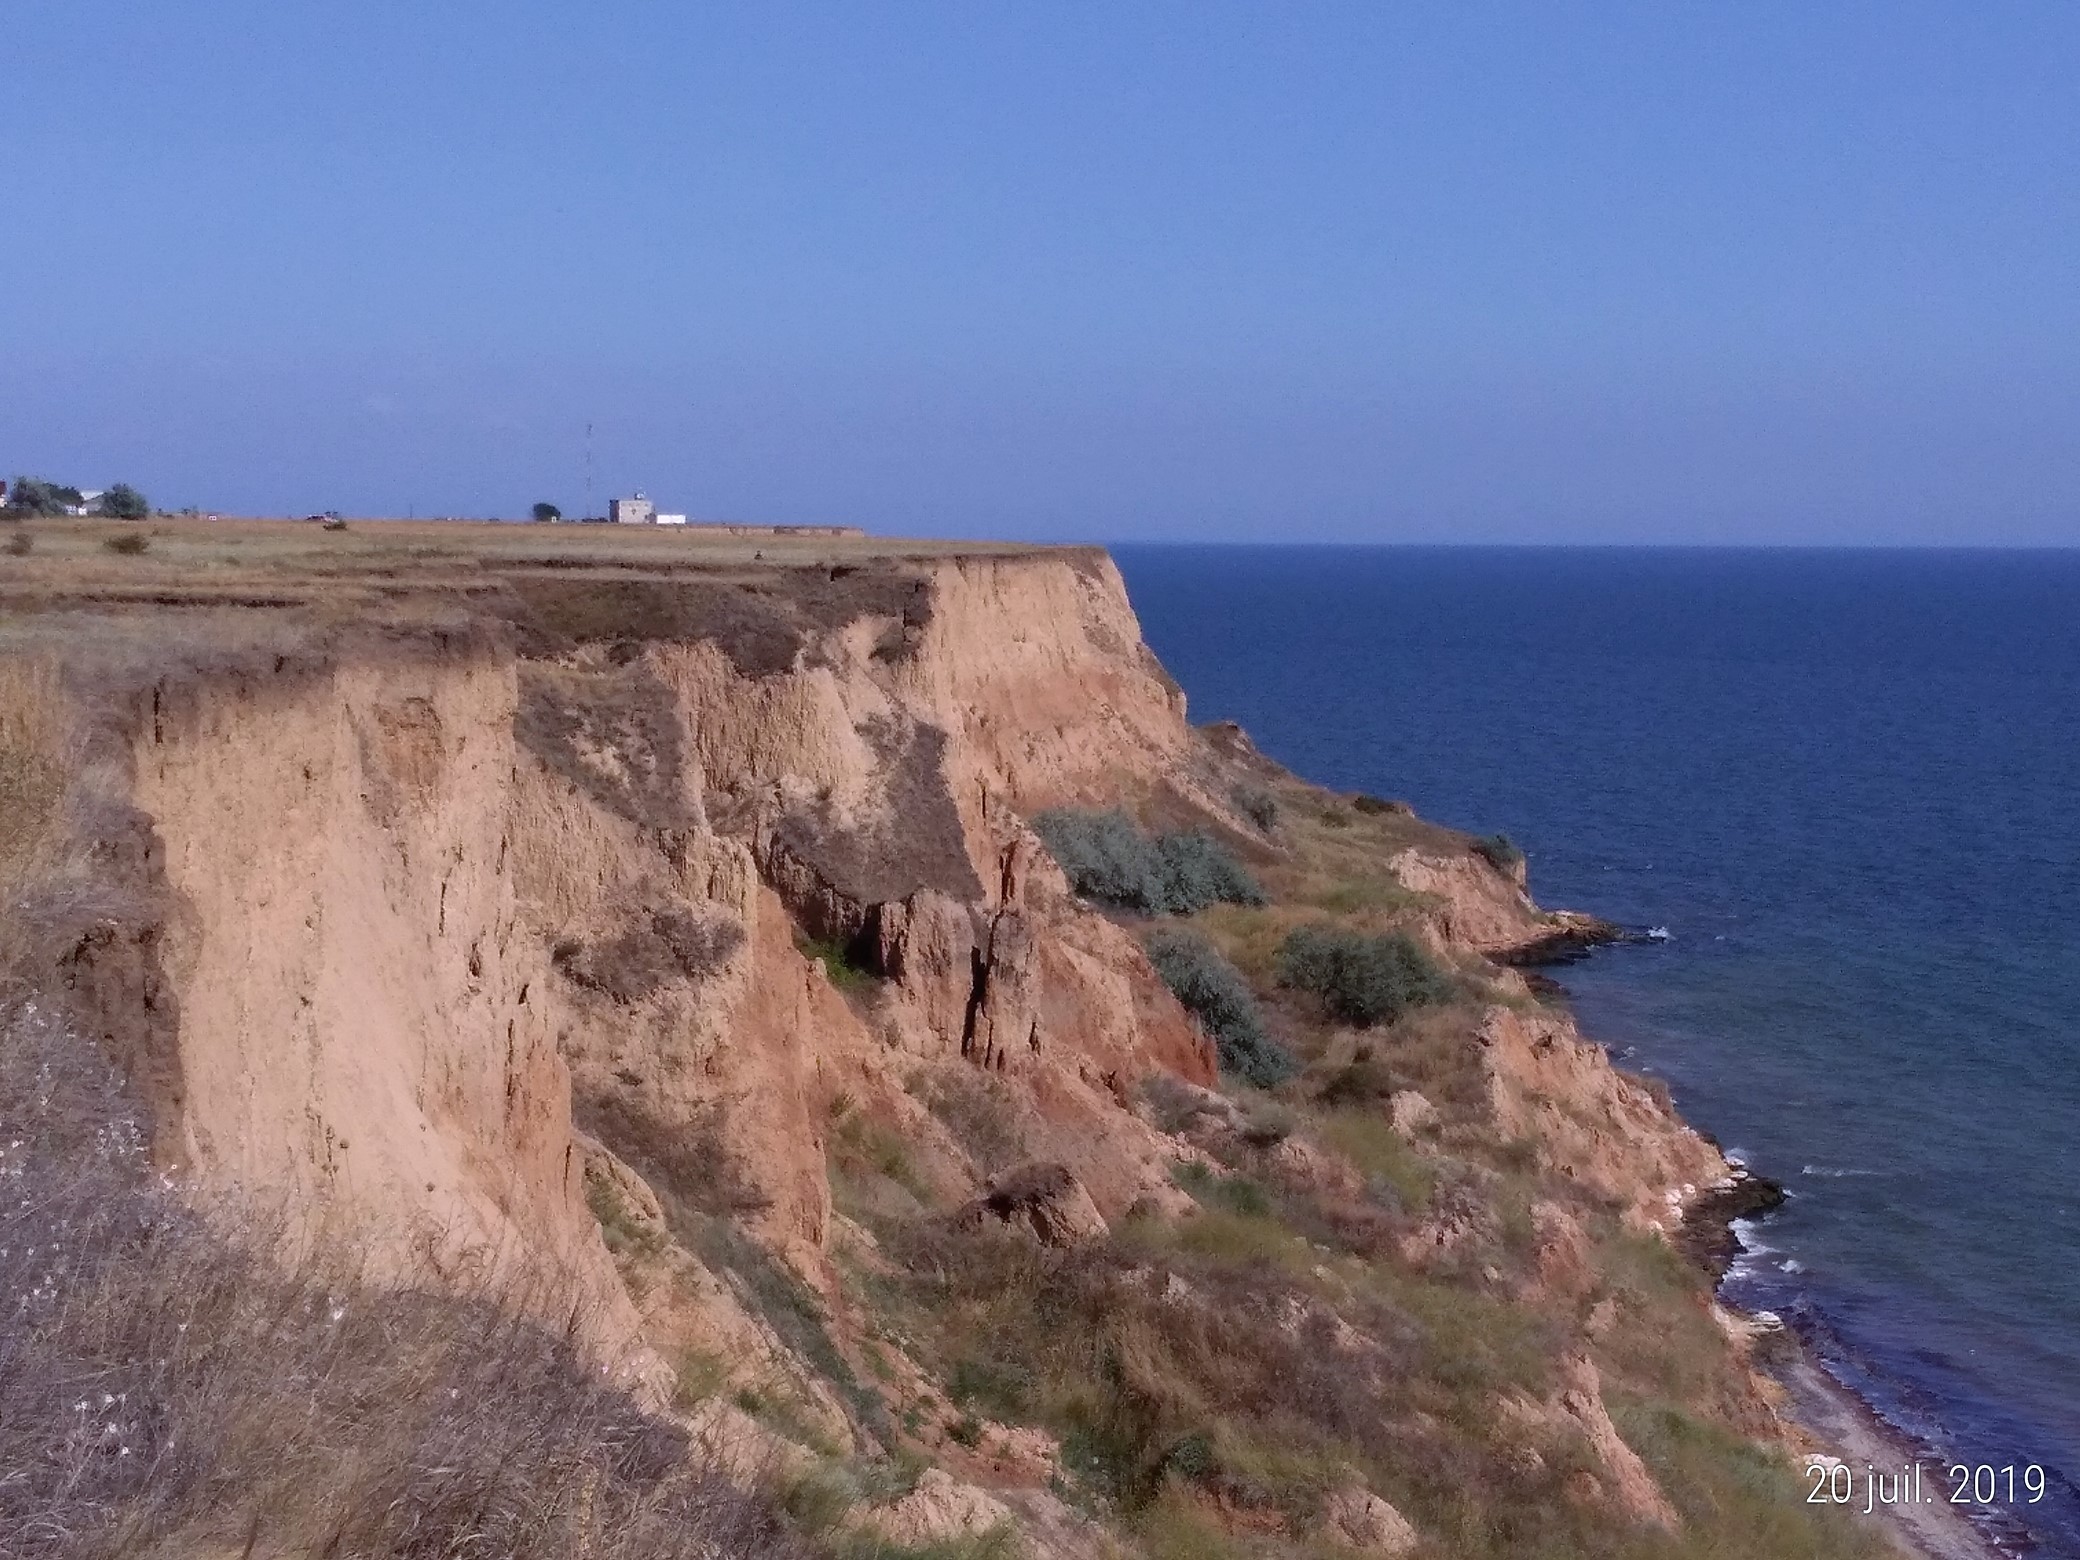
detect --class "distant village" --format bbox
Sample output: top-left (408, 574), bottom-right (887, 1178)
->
top-left (550, 492), bottom-right (863, 538)
top-left (2, 477), bottom-right (862, 536)
top-left (0, 477), bottom-right (151, 518)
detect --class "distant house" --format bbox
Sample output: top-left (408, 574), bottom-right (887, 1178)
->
top-left (69, 489), bottom-right (105, 517)
top-left (608, 493), bottom-right (655, 525)
top-left (655, 512), bottom-right (687, 526)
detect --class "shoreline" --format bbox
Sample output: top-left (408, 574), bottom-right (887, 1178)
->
top-left (1763, 1319), bottom-right (2013, 1560)
top-left (1669, 1126), bottom-right (2018, 1557)
top-left (1522, 928), bottom-right (2037, 1560)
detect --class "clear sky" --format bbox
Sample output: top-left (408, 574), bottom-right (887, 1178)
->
top-left (5, 2), bottom-right (2078, 542)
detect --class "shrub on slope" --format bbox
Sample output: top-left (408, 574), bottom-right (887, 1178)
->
top-left (1276, 924), bottom-right (1454, 1027)
top-left (1144, 926), bottom-right (1296, 1088)
top-left (1032, 808), bottom-right (1264, 915)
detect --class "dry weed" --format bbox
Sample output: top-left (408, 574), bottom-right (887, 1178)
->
top-left (0, 657), bottom-right (70, 901)
top-left (0, 1003), bottom-right (813, 1560)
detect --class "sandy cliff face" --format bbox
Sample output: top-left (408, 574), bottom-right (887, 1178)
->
top-left (96, 546), bottom-right (1715, 1319)
top-left (1388, 847), bottom-right (1551, 951)
top-left (26, 539), bottom-right (1788, 1557)
top-left (1479, 1003), bottom-right (1730, 1230)
top-left (73, 550), bottom-right (1226, 1347)
top-left (126, 649), bottom-right (637, 1341)
top-left (896, 552), bottom-right (1196, 813)
top-left (508, 551), bottom-right (1218, 1275)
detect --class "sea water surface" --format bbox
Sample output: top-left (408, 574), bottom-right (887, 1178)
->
top-left (1113, 546), bottom-right (2080, 1554)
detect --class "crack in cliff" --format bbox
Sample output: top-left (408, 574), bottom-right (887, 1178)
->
top-left (959, 943), bottom-right (990, 1063)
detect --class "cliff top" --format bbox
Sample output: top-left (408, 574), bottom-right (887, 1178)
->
top-left (0, 515), bottom-right (1103, 695)
top-left (0, 512), bottom-right (1067, 603)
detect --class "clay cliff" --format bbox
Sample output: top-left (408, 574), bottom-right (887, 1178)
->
top-left (0, 520), bottom-right (1896, 1560)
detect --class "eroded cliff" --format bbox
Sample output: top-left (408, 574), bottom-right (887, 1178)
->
top-left (0, 520), bottom-right (1896, 1560)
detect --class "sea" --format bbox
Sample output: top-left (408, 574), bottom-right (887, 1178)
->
top-left (1113, 545), bottom-right (2080, 1555)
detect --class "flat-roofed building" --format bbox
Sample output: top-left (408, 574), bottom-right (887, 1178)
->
top-left (609, 493), bottom-right (655, 525)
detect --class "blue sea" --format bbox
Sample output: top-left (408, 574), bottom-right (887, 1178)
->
top-left (1114, 546), bottom-right (2080, 1555)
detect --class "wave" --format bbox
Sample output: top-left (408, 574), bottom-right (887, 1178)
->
top-left (1721, 1218), bottom-right (2080, 1556)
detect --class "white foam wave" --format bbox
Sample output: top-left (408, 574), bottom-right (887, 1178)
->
top-left (1729, 1217), bottom-right (1775, 1256)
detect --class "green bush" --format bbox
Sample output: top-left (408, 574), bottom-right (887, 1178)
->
top-left (1275, 924), bottom-right (1452, 1026)
top-left (1350, 793), bottom-right (1410, 816)
top-left (1033, 808), bottom-right (1157, 908)
top-left (1143, 927), bottom-right (1295, 1088)
top-left (95, 483), bottom-right (150, 519)
top-left (1032, 809), bottom-right (1263, 915)
top-left (1170, 1160), bottom-right (1275, 1218)
top-left (1230, 785), bottom-right (1278, 832)
top-left (101, 531), bottom-right (149, 555)
top-left (1473, 832), bottom-right (1524, 872)
top-left (2, 477), bottom-right (81, 516)
top-left (796, 933), bottom-right (879, 991)
top-left (1153, 830), bottom-right (1264, 911)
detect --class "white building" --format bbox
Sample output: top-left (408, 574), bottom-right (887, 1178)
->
top-left (609, 493), bottom-right (655, 525)
top-left (655, 512), bottom-right (687, 526)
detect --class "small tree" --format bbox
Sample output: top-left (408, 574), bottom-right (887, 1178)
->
top-left (96, 483), bottom-right (150, 519)
top-left (3, 478), bottom-right (76, 516)
top-left (531, 501), bottom-right (562, 523)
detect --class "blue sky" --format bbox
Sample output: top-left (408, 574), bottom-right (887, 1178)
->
top-left (5, 2), bottom-right (2077, 541)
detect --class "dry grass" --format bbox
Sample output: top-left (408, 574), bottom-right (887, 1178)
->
top-left (916, 1069), bottom-right (1027, 1177)
top-left (1328, 1001), bottom-right (1497, 1122)
top-left (0, 1002), bottom-right (814, 1560)
top-left (553, 905), bottom-right (746, 1004)
top-left (0, 656), bottom-right (70, 906)
top-left (517, 662), bottom-right (696, 829)
top-left (504, 567), bottom-right (931, 675)
top-left (881, 1217), bottom-right (1430, 1521)
top-left (0, 517), bottom-right (1044, 721)
top-left (1313, 1108), bottom-right (1435, 1211)
top-left (0, 515), bottom-right (1037, 582)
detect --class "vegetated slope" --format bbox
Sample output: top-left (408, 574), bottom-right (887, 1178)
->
top-left (0, 523), bottom-right (1893, 1559)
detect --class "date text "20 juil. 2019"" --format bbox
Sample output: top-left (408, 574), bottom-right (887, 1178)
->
top-left (1807, 1460), bottom-right (2046, 1514)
